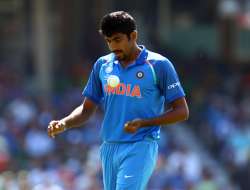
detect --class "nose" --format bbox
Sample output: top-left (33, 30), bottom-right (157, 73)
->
top-left (108, 41), bottom-right (116, 52)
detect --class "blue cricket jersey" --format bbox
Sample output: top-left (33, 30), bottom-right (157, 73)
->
top-left (82, 45), bottom-right (185, 142)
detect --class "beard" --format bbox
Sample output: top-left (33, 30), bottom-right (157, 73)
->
top-left (115, 52), bottom-right (127, 61)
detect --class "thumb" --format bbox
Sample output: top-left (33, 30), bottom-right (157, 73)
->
top-left (49, 120), bottom-right (59, 126)
top-left (124, 121), bottom-right (131, 127)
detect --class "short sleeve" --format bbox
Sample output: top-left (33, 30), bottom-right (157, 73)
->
top-left (154, 59), bottom-right (185, 103)
top-left (82, 59), bottom-right (103, 104)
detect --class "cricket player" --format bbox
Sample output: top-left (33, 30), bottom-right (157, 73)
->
top-left (48, 11), bottom-right (189, 190)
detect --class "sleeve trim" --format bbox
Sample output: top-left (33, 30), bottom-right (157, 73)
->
top-left (165, 93), bottom-right (185, 104)
top-left (82, 92), bottom-right (101, 105)
top-left (145, 60), bottom-right (157, 85)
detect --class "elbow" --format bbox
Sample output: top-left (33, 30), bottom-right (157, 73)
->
top-left (179, 105), bottom-right (189, 122)
top-left (172, 97), bottom-right (189, 122)
top-left (183, 106), bottom-right (189, 121)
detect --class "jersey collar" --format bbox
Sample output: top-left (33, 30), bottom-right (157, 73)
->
top-left (136, 45), bottom-right (148, 65)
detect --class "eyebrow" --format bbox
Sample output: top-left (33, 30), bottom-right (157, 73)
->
top-left (106, 36), bottom-right (122, 42)
top-left (112, 36), bottom-right (121, 40)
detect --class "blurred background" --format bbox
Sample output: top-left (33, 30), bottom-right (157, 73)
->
top-left (0, 0), bottom-right (250, 189)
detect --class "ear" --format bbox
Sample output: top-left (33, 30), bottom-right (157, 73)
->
top-left (130, 31), bottom-right (137, 41)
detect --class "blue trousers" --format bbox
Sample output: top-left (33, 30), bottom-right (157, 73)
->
top-left (100, 138), bottom-right (158, 190)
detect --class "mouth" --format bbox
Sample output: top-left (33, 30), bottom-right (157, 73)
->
top-left (113, 51), bottom-right (122, 55)
top-left (113, 51), bottom-right (124, 60)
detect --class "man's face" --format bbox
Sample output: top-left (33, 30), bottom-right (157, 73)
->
top-left (104, 32), bottom-right (135, 61)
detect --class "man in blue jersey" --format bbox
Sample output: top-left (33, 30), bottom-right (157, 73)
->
top-left (48, 11), bottom-right (189, 190)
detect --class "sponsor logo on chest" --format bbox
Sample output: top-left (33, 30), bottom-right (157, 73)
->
top-left (104, 83), bottom-right (141, 98)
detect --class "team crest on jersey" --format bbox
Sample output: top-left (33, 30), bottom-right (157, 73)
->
top-left (105, 66), bottom-right (113, 73)
top-left (136, 71), bottom-right (144, 79)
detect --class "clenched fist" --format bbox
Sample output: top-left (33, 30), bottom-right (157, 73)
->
top-left (47, 120), bottom-right (67, 138)
top-left (124, 119), bottom-right (143, 133)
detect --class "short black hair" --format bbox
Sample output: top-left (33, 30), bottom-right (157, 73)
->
top-left (99, 11), bottom-right (136, 37)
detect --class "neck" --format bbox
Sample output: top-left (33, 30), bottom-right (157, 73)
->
top-left (122, 45), bottom-right (141, 66)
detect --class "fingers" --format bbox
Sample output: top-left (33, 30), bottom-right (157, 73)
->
top-left (48, 120), bottom-right (65, 138)
top-left (124, 121), bottom-right (131, 129)
top-left (124, 122), bottom-right (129, 128)
top-left (124, 119), bottom-right (143, 133)
top-left (49, 120), bottom-right (58, 127)
top-left (57, 120), bottom-right (66, 128)
top-left (124, 122), bottom-right (136, 133)
top-left (48, 121), bottom-right (57, 138)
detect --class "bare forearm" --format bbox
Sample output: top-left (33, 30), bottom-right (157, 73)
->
top-left (140, 97), bottom-right (189, 128)
top-left (61, 98), bottom-right (97, 129)
top-left (61, 106), bottom-right (87, 129)
top-left (124, 101), bottom-right (189, 134)
top-left (141, 106), bottom-right (189, 127)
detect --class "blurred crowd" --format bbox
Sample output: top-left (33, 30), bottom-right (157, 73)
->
top-left (0, 52), bottom-right (249, 190)
top-left (184, 57), bottom-right (250, 190)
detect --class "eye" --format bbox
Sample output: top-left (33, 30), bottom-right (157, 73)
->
top-left (114, 38), bottom-right (121, 43)
top-left (115, 38), bottom-right (121, 42)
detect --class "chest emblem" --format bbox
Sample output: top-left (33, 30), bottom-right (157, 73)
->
top-left (136, 71), bottom-right (144, 79)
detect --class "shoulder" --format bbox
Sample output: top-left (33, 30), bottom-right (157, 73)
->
top-left (147, 50), bottom-right (167, 62)
top-left (146, 50), bottom-right (174, 71)
top-left (98, 53), bottom-right (114, 63)
top-left (93, 53), bottom-right (114, 70)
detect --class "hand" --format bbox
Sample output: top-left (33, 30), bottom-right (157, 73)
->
top-left (47, 120), bottom-right (67, 138)
top-left (124, 119), bottom-right (143, 133)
